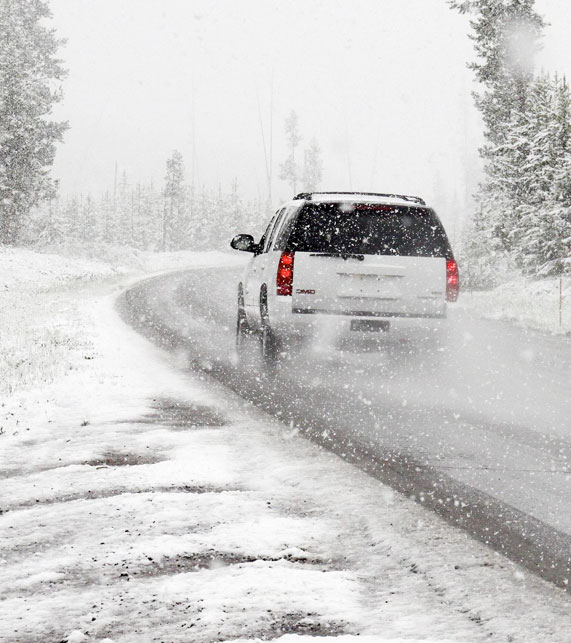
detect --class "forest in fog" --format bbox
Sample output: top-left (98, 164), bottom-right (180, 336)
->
top-left (2, 0), bottom-right (571, 289)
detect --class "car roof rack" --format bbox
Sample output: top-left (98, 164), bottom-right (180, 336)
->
top-left (293, 191), bottom-right (426, 205)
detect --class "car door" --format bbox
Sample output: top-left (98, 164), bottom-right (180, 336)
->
top-left (244, 209), bottom-right (285, 314)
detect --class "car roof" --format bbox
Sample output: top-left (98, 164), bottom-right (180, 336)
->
top-left (287, 192), bottom-right (429, 208)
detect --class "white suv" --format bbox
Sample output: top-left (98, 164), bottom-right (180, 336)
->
top-left (231, 192), bottom-right (459, 361)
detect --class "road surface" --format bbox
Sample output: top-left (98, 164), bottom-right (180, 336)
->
top-left (119, 264), bottom-right (571, 592)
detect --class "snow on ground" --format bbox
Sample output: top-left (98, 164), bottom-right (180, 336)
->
top-left (1, 247), bottom-right (571, 642)
top-left (458, 276), bottom-right (571, 335)
top-left (0, 245), bottom-right (233, 396)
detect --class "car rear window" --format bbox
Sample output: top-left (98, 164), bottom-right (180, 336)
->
top-left (285, 203), bottom-right (452, 258)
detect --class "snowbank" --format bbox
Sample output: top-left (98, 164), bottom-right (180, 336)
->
top-left (0, 245), bottom-right (241, 396)
top-left (458, 276), bottom-right (571, 336)
top-left (32, 240), bottom-right (241, 273)
top-left (1, 247), bottom-right (124, 397)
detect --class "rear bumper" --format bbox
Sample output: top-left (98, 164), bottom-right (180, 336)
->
top-left (268, 296), bottom-right (447, 344)
top-left (291, 307), bottom-right (446, 319)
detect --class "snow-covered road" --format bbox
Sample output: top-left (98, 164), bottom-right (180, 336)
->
top-left (121, 263), bottom-right (571, 593)
top-left (2, 248), bottom-right (571, 642)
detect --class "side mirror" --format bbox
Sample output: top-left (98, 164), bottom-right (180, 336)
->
top-left (231, 234), bottom-right (257, 252)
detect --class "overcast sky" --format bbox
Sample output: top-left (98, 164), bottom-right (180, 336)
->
top-left (48, 0), bottom-right (571, 232)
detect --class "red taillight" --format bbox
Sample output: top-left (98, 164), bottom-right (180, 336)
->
top-left (446, 259), bottom-right (459, 302)
top-left (276, 251), bottom-right (294, 296)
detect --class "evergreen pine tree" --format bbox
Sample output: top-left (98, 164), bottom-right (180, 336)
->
top-left (279, 111), bottom-right (301, 195)
top-left (535, 77), bottom-right (571, 274)
top-left (0, 0), bottom-right (68, 244)
top-left (81, 194), bottom-right (97, 243)
top-left (116, 171), bottom-right (132, 245)
top-left (163, 151), bottom-right (188, 250)
top-left (100, 190), bottom-right (114, 245)
top-left (450, 0), bottom-right (546, 276)
top-left (450, 0), bottom-right (544, 145)
top-left (302, 139), bottom-right (323, 192)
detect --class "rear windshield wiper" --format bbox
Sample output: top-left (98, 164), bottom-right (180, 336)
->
top-left (309, 252), bottom-right (365, 261)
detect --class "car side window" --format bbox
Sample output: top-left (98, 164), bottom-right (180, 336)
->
top-left (272, 206), bottom-right (300, 251)
top-left (262, 208), bottom-right (286, 253)
top-left (258, 213), bottom-right (279, 254)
